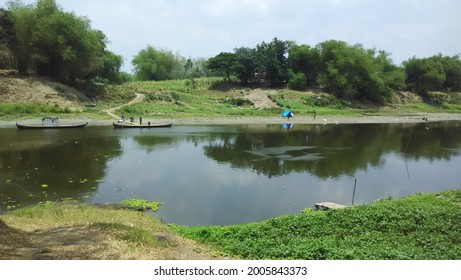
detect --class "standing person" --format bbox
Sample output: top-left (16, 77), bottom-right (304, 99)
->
top-left (139, 116), bottom-right (143, 125)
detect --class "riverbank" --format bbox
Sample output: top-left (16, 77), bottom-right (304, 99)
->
top-left (1, 189), bottom-right (460, 260)
top-left (2, 112), bottom-right (461, 128)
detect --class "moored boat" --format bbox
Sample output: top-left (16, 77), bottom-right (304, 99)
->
top-left (113, 122), bottom-right (173, 128)
top-left (16, 122), bottom-right (88, 129)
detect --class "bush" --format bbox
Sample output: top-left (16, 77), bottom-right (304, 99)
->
top-left (288, 73), bottom-right (307, 90)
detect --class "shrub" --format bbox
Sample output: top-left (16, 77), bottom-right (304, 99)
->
top-left (288, 73), bottom-right (307, 90)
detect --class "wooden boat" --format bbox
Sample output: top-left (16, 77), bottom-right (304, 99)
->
top-left (16, 122), bottom-right (88, 129)
top-left (113, 122), bottom-right (173, 128)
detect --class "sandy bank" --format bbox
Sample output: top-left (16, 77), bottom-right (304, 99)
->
top-left (2, 112), bottom-right (461, 127)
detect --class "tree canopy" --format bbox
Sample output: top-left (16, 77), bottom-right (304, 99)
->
top-left (0, 0), bottom-right (122, 84)
top-left (1, 0), bottom-right (460, 104)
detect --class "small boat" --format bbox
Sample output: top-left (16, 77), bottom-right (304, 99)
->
top-left (16, 122), bottom-right (88, 129)
top-left (113, 122), bottom-right (173, 128)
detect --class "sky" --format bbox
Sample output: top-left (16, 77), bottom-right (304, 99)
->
top-left (1, 0), bottom-right (460, 73)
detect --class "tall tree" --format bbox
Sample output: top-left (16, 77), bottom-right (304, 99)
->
top-left (234, 47), bottom-right (257, 84)
top-left (6, 1), bottom-right (36, 74)
top-left (0, 8), bottom-right (15, 69)
top-left (32, 0), bottom-right (107, 80)
top-left (255, 38), bottom-right (290, 86)
top-left (404, 56), bottom-right (446, 95)
top-left (206, 52), bottom-right (241, 82)
top-left (132, 45), bottom-right (177, 81)
top-left (316, 40), bottom-right (400, 103)
top-left (5, 0), bottom-right (118, 83)
top-left (288, 44), bottom-right (320, 86)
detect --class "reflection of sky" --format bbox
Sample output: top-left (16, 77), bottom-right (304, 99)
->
top-left (87, 127), bottom-right (461, 226)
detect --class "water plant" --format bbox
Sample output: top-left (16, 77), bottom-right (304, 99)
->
top-left (173, 190), bottom-right (461, 260)
top-left (120, 198), bottom-right (162, 212)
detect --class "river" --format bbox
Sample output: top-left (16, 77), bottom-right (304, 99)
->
top-left (1, 121), bottom-right (460, 225)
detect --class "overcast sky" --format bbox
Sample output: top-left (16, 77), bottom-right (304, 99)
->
top-left (1, 0), bottom-right (460, 72)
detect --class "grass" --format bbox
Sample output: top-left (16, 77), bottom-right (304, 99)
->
top-left (1, 190), bottom-right (461, 260)
top-left (1, 77), bottom-right (460, 121)
top-left (0, 103), bottom-right (73, 118)
top-left (120, 198), bottom-right (162, 211)
top-left (172, 190), bottom-right (461, 260)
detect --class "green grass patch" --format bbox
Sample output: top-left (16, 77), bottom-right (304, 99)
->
top-left (120, 198), bottom-right (162, 211)
top-left (172, 190), bottom-right (461, 260)
top-left (0, 103), bottom-right (73, 119)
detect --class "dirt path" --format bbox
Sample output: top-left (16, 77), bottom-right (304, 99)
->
top-left (103, 93), bottom-right (145, 119)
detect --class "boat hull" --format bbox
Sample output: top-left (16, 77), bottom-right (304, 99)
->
top-left (16, 123), bottom-right (88, 129)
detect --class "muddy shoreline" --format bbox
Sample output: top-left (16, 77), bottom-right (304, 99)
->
top-left (2, 112), bottom-right (461, 128)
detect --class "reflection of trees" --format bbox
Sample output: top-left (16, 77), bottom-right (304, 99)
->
top-left (133, 135), bottom-right (175, 152)
top-left (400, 121), bottom-right (461, 160)
top-left (203, 122), bottom-right (461, 179)
top-left (0, 133), bottom-right (121, 208)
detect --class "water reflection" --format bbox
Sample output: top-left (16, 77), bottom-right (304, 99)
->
top-left (204, 122), bottom-right (461, 179)
top-left (0, 127), bottom-right (121, 208)
top-left (1, 122), bottom-right (460, 225)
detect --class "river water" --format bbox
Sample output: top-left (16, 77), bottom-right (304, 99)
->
top-left (1, 121), bottom-right (460, 225)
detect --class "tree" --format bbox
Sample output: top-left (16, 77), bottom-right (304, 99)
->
top-left (404, 54), bottom-right (461, 95)
top-left (6, 1), bottom-right (36, 74)
top-left (255, 38), bottom-right (290, 86)
top-left (0, 8), bottom-right (15, 69)
top-left (288, 72), bottom-right (307, 90)
top-left (404, 56), bottom-right (445, 95)
top-left (32, 0), bottom-right (108, 80)
top-left (5, 0), bottom-right (117, 83)
top-left (288, 44), bottom-right (320, 86)
top-left (132, 45), bottom-right (177, 81)
top-left (206, 52), bottom-right (241, 82)
top-left (438, 55), bottom-right (461, 92)
top-left (90, 50), bottom-right (123, 83)
top-left (234, 47), bottom-right (257, 84)
top-left (316, 40), bottom-right (399, 103)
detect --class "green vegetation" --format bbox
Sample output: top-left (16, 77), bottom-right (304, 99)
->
top-left (1, 0), bottom-right (124, 86)
top-left (1, 1), bottom-right (460, 107)
top-left (0, 102), bottom-right (73, 117)
top-left (173, 190), bottom-right (461, 259)
top-left (0, 200), bottom-right (188, 259)
top-left (121, 198), bottom-right (162, 212)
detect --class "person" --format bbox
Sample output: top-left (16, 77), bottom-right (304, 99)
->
top-left (140, 116), bottom-right (143, 125)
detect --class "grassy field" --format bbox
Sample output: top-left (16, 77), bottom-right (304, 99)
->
top-left (173, 190), bottom-right (461, 260)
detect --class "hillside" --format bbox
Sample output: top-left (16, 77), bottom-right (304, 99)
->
top-left (0, 71), bottom-right (92, 111)
top-left (1, 72), bottom-right (461, 123)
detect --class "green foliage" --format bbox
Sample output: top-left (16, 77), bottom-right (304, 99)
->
top-left (404, 55), bottom-right (461, 96)
top-left (120, 198), bottom-right (162, 212)
top-left (288, 44), bottom-right (320, 85)
top-left (0, 103), bottom-right (72, 117)
top-left (316, 40), bottom-right (399, 104)
top-left (174, 190), bottom-right (461, 260)
top-left (288, 72), bottom-right (307, 90)
top-left (132, 45), bottom-right (177, 81)
top-left (4, 0), bottom-right (120, 84)
top-left (206, 52), bottom-right (242, 82)
top-left (233, 47), bottom-right (257, 84)
top-left (255, 38), bottom-right (291, 86)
